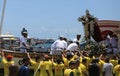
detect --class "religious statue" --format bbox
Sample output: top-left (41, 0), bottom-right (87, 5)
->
top-left (78, 9), bottom-right (103, 43)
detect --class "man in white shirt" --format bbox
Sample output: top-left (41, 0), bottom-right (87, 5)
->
top-left (20, 28), bottom-right (29, 53)
top-left (102, 57), bottom-right (113, 76)
top-left (102, 35), bottom-right (111, 53)
top-left (66, 41), bottom-right (79, 53)
top-left (110, 33), bottom-right (118, 54)
top-left (50, 36), bottom-right (68, 55)
top-left (73, 34), bottom-right (81, 44)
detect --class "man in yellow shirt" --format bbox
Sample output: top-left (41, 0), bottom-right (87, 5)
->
top-left (53, 58), bottom-right (64, 76)
top-left (113, 59), bottom-right (120, 76)
top-left (62, 52), bottom-right (74, 69)
top-left (27, 53), bottom-right (41, 76)
top-left (110, 55), bottom-right (118, 68)
top-left (84, 53), bottom-right (94, 69)
top-left (39, 54), bottom-right (53, 76)
top-left (74, 59), bottom-right (81, 76)
top-left (1, 51), bottom-right (15, 76)
top-left (64, 61), bottom-right (76, 76)
top-left (99, 54), bottom-right (105, 76)
top-left (79, 58), bottom-right (88, 76)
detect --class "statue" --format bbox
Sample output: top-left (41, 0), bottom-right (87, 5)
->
top-left (78, 9), bottom-right (103, 43)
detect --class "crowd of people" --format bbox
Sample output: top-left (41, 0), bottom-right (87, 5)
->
top-left (0, 32), bottom-right (120, 76)
top-left (0, 47), bottom-right (120, 76)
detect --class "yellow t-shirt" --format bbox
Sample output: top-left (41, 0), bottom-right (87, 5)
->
top-left (48, 60), bottom-right (53, 76)
top-left (39, 60), bottom-right (53, 76)
top-left (79, 63), bottom-right (88, 76)
top-left (64, 69), bottom-right (75, 76)
top-left (73, 55), bottom-right (79, 60)
top-left (62, 57), bottom-right (73, 69)
top-left (113, 64), bottom-right (120, 76)
top-left (98, 60), bottom-right (105, 71)
top-left (80, 56), bottom-right (83, 63)
top-left (30, 59), bottom-right (40, 76)
top-left (85, 56), bottom-right (94, 69)
top-left (2, 58), bottom-right (15, 76)
top-left (53, 62), bottom-right (64, 76)
top-left (74, 67), bottom-right (81, 76)
top-left (110, 59), bottom-right (118, 67)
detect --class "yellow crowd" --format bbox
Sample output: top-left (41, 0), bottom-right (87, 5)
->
top-left (1, 50), bottom-right (120, 76)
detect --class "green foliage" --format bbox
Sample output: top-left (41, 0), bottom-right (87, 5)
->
top-left (83, 40), bottom-right (106, 55)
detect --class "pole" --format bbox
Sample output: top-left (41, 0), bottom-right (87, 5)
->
top-left (0, 0), bottom-right (7, 36)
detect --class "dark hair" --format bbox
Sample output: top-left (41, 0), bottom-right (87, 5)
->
top-left (56, 58), bottom-right (62, 64)
top-left (118, 59), bottom-right (120, 64)
top-left (18, 57), bottom-right (30, 65)
top-left (105, 57), bottom-right (110, 63)
top-left (66, 52), bottom-right (73, 60)
top-left (75, 41), bottom-right (79, 46)
top-left (69, 61), bottom-right (75, 66)
top-left (82, 58), bottom-right (87, 63)
top-left (91, 58), bottom-right (99, 63)
top-left (21, 28), bottom-right (28, 35)
top-left (35, 55), bottom-right (41, 61)
top-left (89, 53), bottom-right (93, 58)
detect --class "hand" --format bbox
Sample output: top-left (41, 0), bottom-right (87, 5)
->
top-left (1, 50), bottom-right (4, 55)
top-left (26, 47), bottom-right (30, 51)
top-left (27, 52), bottom-right (29, 55)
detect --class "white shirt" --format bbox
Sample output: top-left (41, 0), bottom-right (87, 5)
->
top-left (50, 39), bottom-right (67, 55)
top-left (104, 38), bottom-right (110, 47)
top-left (61, 40), bottom-right (68, 50)
top-left (73, 38), bottom-right (80, 43)
top-left (67, 43), bottom-right (78, 52)
top-left (110, 37), bottom-right (117, 48)
top-left (103, 63), bottom-right (113, 76)
top-left (20, 36), bottom-right (28, 52)
top-left (51, 39), bottom-right (60, 52)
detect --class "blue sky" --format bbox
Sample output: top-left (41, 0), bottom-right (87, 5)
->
top-left (0, 0), bottom-right (120, 39)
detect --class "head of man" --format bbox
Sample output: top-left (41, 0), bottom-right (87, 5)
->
top-left (69, 61), bottom-right (75, 69)
top-left (35, 55), bottom-right (41, 62)
top-left (21, 28), bottom-right (28, 38)
top-left (6, 54), bottom-right (13, 61)
top-left (43, 54), bottom-right (50, 61)
top-left (58, 35), bottom-right (64, 40)
top-left (105, 57), bottom-right (110, 63)
top-left (77, 34), bottom-right (81, 40)
top-left (22, 57), bottom-right (30, 65)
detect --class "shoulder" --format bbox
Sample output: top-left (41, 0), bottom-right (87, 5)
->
top-left (20, 36), bottom-right (24, 39)
top-left (20, 66), bottom-right (29, 70)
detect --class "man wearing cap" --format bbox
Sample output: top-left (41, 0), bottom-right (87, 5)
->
top-left (1, 51), bottom-right (15, 76)
top-left (20, 28), bottom-right (29, 53)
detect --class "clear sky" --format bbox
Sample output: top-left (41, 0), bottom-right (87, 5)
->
top-left (0, 0), bottom-right (120, 39)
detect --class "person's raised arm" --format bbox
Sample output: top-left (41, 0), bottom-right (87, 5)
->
top-left (27, 52), bottom-right (31, 60)
top-left (1, 50), bottom-right (5, 58)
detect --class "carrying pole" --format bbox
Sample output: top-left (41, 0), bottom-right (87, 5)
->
top-left (0, 0), bottom-right (7, 36)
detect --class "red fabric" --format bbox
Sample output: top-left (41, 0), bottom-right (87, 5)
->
top-left (92, 22), bottom-right (103, 42)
